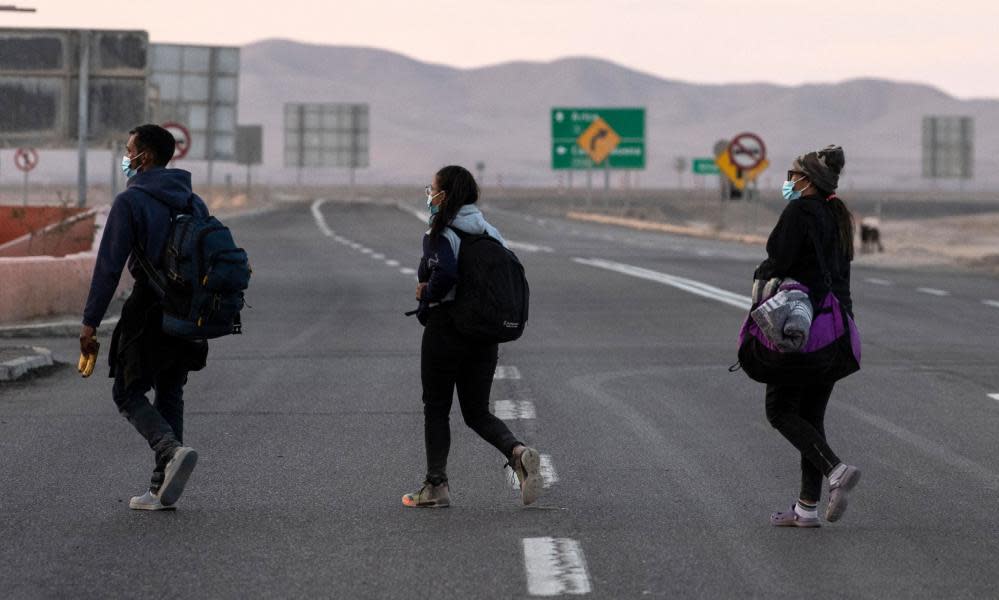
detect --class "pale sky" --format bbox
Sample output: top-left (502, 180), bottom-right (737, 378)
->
top-left (3, 0), bottom-right (998, 98)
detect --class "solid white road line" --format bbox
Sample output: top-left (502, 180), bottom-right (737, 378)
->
top-left (916, 287), bottom-right (950, 297)
top-left (494, 366), bottom-right (522, 379)
top-left (523, 538), bottom-right (592, 596)
top-left (493, 400), bottom-right (537, 420)
top-left (573, 257), bottom-right (751, 310)
top-left (394, 201), bottom-right (555, 253)
top-left (983, 300), bottom-right (999, 309)
top-left (508, 241), bottom-right (555, 253)
top-left (310, 199), bottom-right (334, 237)
top-left (988, 393), bottom-right (999, 402)
top-left (865, 277), bottom-right (893, 286)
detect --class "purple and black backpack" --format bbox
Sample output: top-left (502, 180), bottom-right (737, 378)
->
top-left (735, 229), bottom-right (861, 385)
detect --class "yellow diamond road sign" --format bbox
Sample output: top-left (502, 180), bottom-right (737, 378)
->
top-left (715, 150), bottom-right (769, 191)
top-left (576, 117), bottom-right (621, 165)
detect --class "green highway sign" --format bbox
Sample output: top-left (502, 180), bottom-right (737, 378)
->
top-left (551, 107), bottom-right (645, 170)
top-left (692, 157), bottom-right (720, 175)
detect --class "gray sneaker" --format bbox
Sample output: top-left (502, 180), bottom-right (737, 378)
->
top-left (129, 490), bottom-right (175, 511)
top-left (826, 465), bottom-right (861, 522)
top-left (402, 481), bottom-right (450, 508)
top-left (158, 446), bottom-right (198, 507)
top-left (512, 447), bottom-right (542, 506)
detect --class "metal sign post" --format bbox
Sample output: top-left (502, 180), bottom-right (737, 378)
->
top-left (77, 31), bottom-right (89, 207)
top-left (14, 147), bottom-right (39, 205)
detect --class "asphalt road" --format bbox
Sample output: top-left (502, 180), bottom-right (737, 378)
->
top-left (1, 196), bottom-right (997, 599)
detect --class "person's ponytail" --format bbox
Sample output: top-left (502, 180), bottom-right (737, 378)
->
top-left (826, 194), bottom-right (855, 262)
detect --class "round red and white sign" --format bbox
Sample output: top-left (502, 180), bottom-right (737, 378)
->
top-left (727, 132), bottom-right (766, 171)
top-left (14, 147), bottom-right (39, 172)
top-left (162, 121), bottom-right (192, 161)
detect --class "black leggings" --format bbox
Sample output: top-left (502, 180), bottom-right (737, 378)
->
top-left (765, 382), bottom-right (841, 503)
top-left (421, 307), bottom-right (521, 484)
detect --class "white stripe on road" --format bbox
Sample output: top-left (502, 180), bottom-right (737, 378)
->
top-left (523, 538), bottom-right (592, 596)
top-left (310, 199), bottom-right (334, 237)
top-left (371, 253), bottom-right (385, 260)
top-left (359, 247), bottom-right (373, 254)
top-left (865, 277), bottom-right (893, 286)
top-left (916, 287), bottom-right (950, 297)
top-left (508, 241), bottom-right (555, 254)
top-left (509, 454), bottom-right (558, 489)
top-left (385, 259), bottom-right (400, 267)
top-left (988, 393), bottom-right (999, 402)
top-left (494, 366), bottom-right (522, 379)
top-left (573, 257), bottom-right (751, 310)
top-left (394, 202), bottom-right (555, 253)
top-left (400, 267), bottom-right (416, 275)
top-left (540, 454), bottom-right (558, 487)
top-left (493, 400), bottom-right (537, 420)
top-left (983, 300), bottom-right (999, 309)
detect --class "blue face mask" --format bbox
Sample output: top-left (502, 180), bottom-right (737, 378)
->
top-left (781, 177), bottom-right (805, 201)
top-left (121, 152), bottom-right (143, 178)
top-left (426, 189), bottom-right (443, 224)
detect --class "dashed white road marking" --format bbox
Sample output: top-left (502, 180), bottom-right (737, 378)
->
top-left (523, 537), bottom-right (592, 596)
top-left (508, 453), bottom-right (558, 490)
top-left (573, 257), bottom-right (751, 310)
top-left (540, 454), bottom-right (558, 487)
top-left (988, 393), bottom-right (999, 402)
top-left (371, 253), bottom-right (385, 260)
top-left (359, 247), bottom-right (373, 254)
top-left (983, 300), bottom-right (999, 309)
top-left (493, 400), bottom-right (537, 420)
top-left (916, 287), bottom-right (950, 297)
top-left (865, 277), bottom-right (893, 286)
top-left (400, 267), bottom-right (416, 275)
top-left (385, 259), bottom-right (400, 267)
top-left (494, 366), bottom-right (522, 380)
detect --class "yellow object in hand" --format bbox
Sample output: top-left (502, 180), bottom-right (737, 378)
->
top-left (78, 338), bottom-right (99, 378)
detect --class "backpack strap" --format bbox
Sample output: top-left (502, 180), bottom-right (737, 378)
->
top-left (124, 194), bottom-right (169, 298)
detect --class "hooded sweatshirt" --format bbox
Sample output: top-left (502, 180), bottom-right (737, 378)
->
top-left (418, 204), bottom-right (507, 306)
top-left (82, 167), bottom-right (209, 328)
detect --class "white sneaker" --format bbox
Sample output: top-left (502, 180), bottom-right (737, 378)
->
top-left (128, 490), bottom-right (175, 511)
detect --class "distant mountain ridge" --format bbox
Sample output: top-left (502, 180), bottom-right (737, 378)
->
top-left (235, 39), bottom-right (999, 187)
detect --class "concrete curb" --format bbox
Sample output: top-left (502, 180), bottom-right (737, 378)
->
top-left (566, 211), bottom-right (768, 245)
top-left (0, 316), bottom-right (119, 339)
top-left (0, 346), bottom-right (54, 381)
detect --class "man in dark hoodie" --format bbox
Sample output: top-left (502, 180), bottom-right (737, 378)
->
top-left (80, 124), bottom-right (209, 511)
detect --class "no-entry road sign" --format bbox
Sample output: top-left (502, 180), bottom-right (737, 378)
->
top-left (162, 121), bottom-right (192, 161)
top-left (14, 147), bottom-right (39, 172)
top-left (727, 132), bottom-right (766, 170)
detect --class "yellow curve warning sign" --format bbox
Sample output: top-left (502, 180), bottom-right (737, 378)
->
top-left (576, 117), bottom-right (621, 165)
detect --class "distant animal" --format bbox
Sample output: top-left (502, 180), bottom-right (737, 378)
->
top-left (860, 217), bottom-right (884, 254)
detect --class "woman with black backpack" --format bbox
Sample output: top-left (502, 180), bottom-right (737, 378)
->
top-left (754, 146), bottom-right (862, 527)
top-left (402, 165), bottom-right (542, 508)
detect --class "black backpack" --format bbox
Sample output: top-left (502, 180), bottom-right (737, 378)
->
top-left (134, 195), bottom-right (251, 341)
top-left (449, 228), bottom-right (529, 343)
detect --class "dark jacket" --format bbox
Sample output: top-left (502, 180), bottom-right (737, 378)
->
top-left (82, 167), bottom-right (210, 390)
top-left (754, 195), bottom-right (853, 316)
top-left (83, 167), bottom-right (209, 328)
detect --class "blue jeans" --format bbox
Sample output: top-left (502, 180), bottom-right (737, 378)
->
top-left (112, 366), bottom-right (188, 493)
